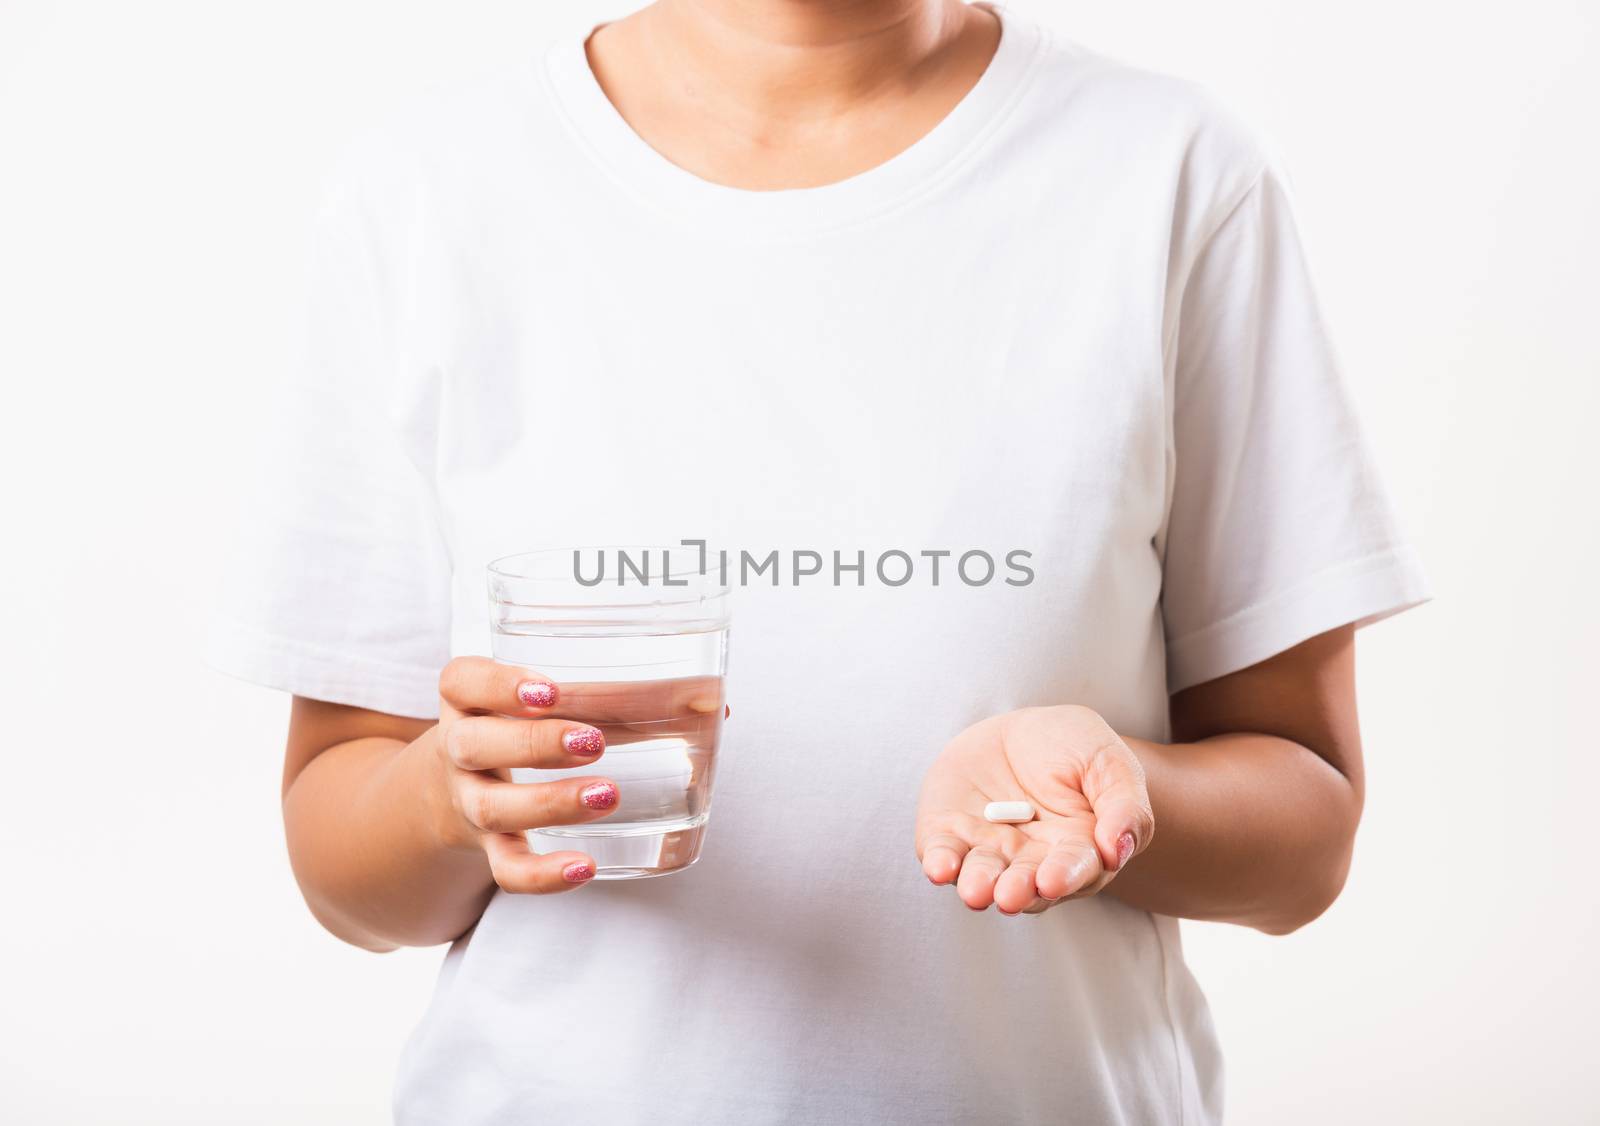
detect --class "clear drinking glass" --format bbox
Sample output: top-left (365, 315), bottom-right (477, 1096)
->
top-left (488, 546), bottom-right (730, 879)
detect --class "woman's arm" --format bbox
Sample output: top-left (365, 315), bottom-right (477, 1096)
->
top-left (282, 660), bottom-right (624, 952)
top-left (915, 625), bottom-right (1365, 932)
top-left (1108, 626), bottom-right (1364, 934)
top-left (281, 701), bottom-right (491, 952)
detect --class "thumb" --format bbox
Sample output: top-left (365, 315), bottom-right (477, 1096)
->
top-left (1082, 738), bottom-right (1154, 873)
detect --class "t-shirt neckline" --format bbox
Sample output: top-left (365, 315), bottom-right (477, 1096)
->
top-left (540, 3), bottom-right (1046, 239)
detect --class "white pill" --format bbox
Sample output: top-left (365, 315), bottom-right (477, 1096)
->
top-left (983, 801), bottom-right (1035, 824)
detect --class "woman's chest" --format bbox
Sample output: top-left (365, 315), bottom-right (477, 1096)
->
top-left (424, 224), bottom-right (1176, 739)
top-left (430, 212), bottom-right (1172, 564)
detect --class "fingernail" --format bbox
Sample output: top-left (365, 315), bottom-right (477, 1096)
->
top-left (1116, 831), bottom-right (1136, 869)
top-left (563, 726), bottom-right (605, 757)
top-left (579, 781), bottom-right (618, 810)
top-left (562, 861), bottom-right (594, 883)
top-left (518, 680), bottom-right (558, 708)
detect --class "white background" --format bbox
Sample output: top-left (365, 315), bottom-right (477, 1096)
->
top-left (1, 1), bottom-right (1595, 1122)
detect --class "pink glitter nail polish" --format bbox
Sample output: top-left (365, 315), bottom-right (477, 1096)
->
top-left (518, 680), bottom-right (558, 708)
top-left (579, 781), bottom-right (618, 810)
top-left (562, 861), bottom-right (594, 883)
top-left (563, 727), bottom-right (605, 757)
top-left (1116, 831), bottom-right (1136, 869)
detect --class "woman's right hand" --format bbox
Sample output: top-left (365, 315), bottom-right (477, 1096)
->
top-left (432, 656), bottom-right (619, 893)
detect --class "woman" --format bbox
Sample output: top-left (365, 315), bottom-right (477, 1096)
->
top-left (212, 1), bottom-right (1427, 1121)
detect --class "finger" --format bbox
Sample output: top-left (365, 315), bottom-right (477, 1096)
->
top-left (481, 833), bottom-right (596, 894)
top-left (917, 831), bottom-right (970, 885)
top-left (542, 675), bottom-right (723, 725)
top-left (456, 773), bottom-right (619, 834)
top-left (1035, 828), bottom-right (1105, 901)
top-left (589, 718), bottom-right (713, 750)
top-left (993, 838), bottom-right (1052, 914)
top-left (1082, 742), bottom-right (1155, 872)
top-left (445, 716), bottom-right (605, 770)
top-left (955, 846), bottom-right (1009, 910)
top-left (439, 656), bottom-right (560, 715)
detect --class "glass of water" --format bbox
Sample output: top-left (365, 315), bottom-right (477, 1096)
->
top-left (488, 546), bottom-right (730, 880)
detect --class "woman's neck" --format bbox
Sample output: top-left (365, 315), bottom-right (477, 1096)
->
top-left (586, 0), bottom-right (1000, 190)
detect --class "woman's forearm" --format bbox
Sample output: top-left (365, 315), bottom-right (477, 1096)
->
top-left (283, 730), bottom-right (495, 951)
top-left (1105, 733), bottom-right (1362, 934)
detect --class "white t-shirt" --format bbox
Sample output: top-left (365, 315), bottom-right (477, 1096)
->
top-left (210, 7), bottom-right (1427, 1123)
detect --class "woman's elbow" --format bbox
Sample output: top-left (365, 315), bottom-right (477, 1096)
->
top-left (1255, 808), bottom-right (1361, 936)
top-left (1254, 857), bottom-right (1352, 935)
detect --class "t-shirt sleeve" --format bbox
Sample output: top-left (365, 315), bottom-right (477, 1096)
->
top-left (205, 164), bottom-right (451, 719)
top-left (1159, 161), bottom-right (1429, 694)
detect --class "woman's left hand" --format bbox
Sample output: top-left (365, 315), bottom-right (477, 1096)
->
top-left (915, 705), bottom-right (1155, 914)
